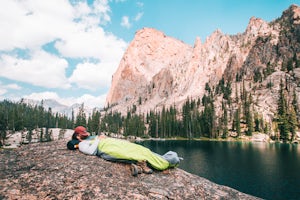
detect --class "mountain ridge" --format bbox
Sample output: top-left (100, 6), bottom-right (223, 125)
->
top-left (20, 98), bottom-right (98, 119)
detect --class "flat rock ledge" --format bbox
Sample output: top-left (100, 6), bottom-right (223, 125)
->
top-left (0, 140), bottom-right (260, 200)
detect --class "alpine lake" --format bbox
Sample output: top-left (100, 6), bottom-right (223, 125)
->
top-left (139, 140), bottom-right (300, 200)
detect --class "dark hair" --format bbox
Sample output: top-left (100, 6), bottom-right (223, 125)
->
top-left (72, 132), bottom-right (79, 140)
top-left (67, 139), bottom-right (80, 150)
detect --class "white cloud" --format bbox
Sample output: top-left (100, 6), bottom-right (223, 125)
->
top-left (0, 0), bottom-right (126, 60)
top-left (134, 12), bottom-right (143, 21)
top-left (55, 26), bottom-right (127, 62)
top-left (55, 0), bottom-right (127, 61)
top-left (0, 88), bottom-right (7, 96)
top-left (0, 81), bottom-right (22, 91)
top-left (136, 2), bottom-right (144, 8)
top-left (121, 16), bottom-right (131, 29)
top-left (0, 0), bottom-right (127, 90)
top-left (92, 0), bottom-right (111, 24)
top-left (0, 82), bottom-right (21, 97)
top-left (72, 0), bottom-right (111, 27)
top-left (74, 93), bottom-right (107, 108)
top-left (69, 61), bottom-right (118, 90)
top-left (0, 0), bottom-right (128, 106)
top-left (0, 0), bottom-right (74, 51)
top-left (0, 50), bottom-right (71, 89)
top-left (5, 84), bottom-right (22, 90)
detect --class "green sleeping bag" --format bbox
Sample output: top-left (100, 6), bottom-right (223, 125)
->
top-left (97, 138), bottom-right (170, 170)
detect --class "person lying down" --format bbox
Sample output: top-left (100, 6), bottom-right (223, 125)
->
top-left (67, 126), bottom-right (183, 176)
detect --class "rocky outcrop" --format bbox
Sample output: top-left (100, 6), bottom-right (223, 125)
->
top-left (106, 27), bottom-right (193, 109)
top-left (105, 4), bottom-right (300, 123)
top-left (0, 140), bottom-right (260, 199)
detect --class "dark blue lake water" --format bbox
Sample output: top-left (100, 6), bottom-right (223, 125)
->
top-left (140, 140), bottom-right (300, 200)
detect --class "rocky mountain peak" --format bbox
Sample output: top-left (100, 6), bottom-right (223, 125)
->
top-left (193, 36), bottom-right (202, 49)
top-left (135, 27), bottom-right (166, 40)
top-left (282, 4), bottom-right (300, 24)
top-left (292, 5), bottom-right (300, 24)
top-left (106, 27), bottom-right (192, 108)
top-left (245, 17), bottom-right (270, 37)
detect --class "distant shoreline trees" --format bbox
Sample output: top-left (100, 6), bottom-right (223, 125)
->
top-left (0, 99), bottom-right (73, 146)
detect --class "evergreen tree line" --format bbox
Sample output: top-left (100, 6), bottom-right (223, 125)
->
top-left (276, 79), bottom-right (298, 142)
top-left (0, 100), bottom-right (108, 145)
top-left (99, 74), bottom-right (299, 142)
top-left (99, 82), bottom-right (261, 139)
top-left (0, 99), bottom-right (73, 145)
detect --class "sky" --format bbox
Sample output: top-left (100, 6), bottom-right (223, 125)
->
top-left (0, 0), bottom-right (299, 109)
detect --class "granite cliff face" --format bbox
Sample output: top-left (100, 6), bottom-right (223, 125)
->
top-left (106, 5), bottom-right (300, 123)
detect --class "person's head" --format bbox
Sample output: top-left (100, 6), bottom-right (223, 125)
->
top-left (72, 126), bottom-right (90, 141)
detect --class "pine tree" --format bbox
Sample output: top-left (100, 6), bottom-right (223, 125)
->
top-left (161, 106), bottom-right (167, 138)
top-left (38, 101), bottom-right (45, 128)
top-left (75, 103), bottom-right (87, 128)
top-left (235, 83), bottom-right (239, 103)
top-left (246, 110), bottom-right (253, 136)
top-left (287, 59), bottom-right (294, 72)
top-left (45, 107), bottom-right (52, 142)
top-left (182, 98), bottom-right (192, 138)
top-left (156, 114), bottom-right (160, 138)
top-left (267, 78), bottom-right (273, 89)
top-left (254, 113), bottom-right (262, 132)
top-left (202, 94), bottom-right (216, 138)
top-left (289, 106), bottom-right (297, 141)
top-left (169, 105), bottom-right (178, 137)
top-left (147, 111), bottom-right (156, 137)
top-left (71, 109), bottom-right (75, 129)
top-left (234, 106), bottom-right (241, 137)
top-left (224, 82), bottom-right (232, 102)
top-left (278, 114), bottom-right (290, 141)
top-left (194, 109), bottom-right (202, 138)
top-left (244, 93), bottom-right (253, 136)
top-left (292, 89), bottom-right (298, 114)
top-left (264, 123), bottom-right (270, 135)
top-left (222, 101), bottom-right (228, 138)
top-left (89, 109), bottom-right (101, 134)
top-left (205, 82), bottom-right (211, 93)
top-left (277, 79), bottom-right (290, 142)
top-left (210, 97), bottom-right (216, 138)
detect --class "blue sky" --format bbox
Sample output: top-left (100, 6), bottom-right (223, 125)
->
top-left (0, 0), bottom-right (298, 108)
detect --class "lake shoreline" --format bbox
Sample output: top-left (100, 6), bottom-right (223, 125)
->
top-left (132, 132), bottom-right (300, 145)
